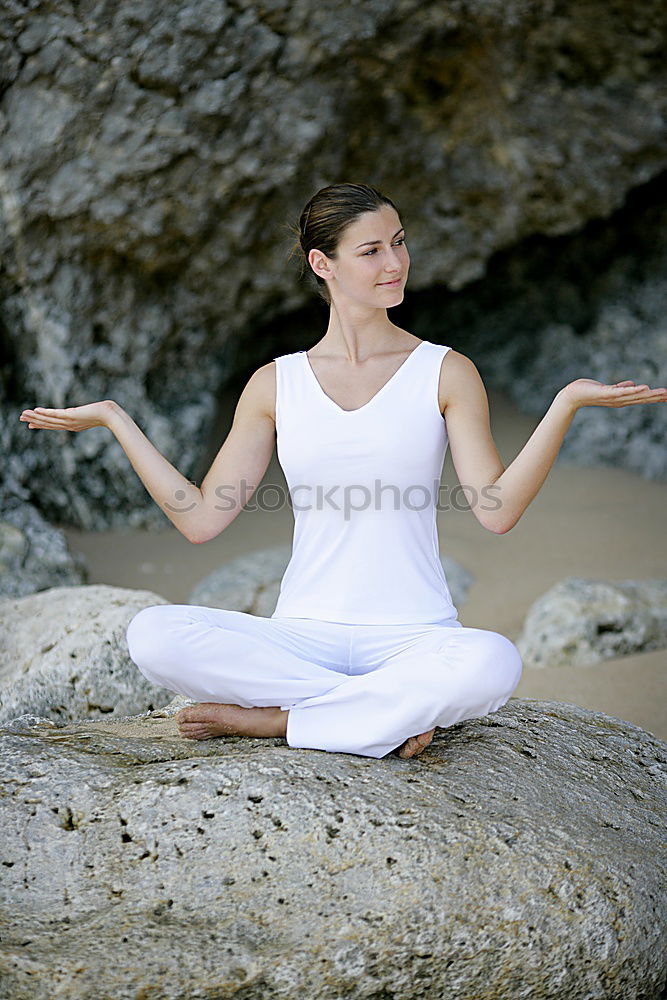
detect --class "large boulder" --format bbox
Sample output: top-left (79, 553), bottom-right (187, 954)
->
top-left (0, 500), bottom-right (88, 598)
top-left (189, 543), bottom-right (474, 616)
top-left (0, 698), bottom-right (665, 999)
top-left (2, 0), bottom-right (667, 528)
top-left (516, 577), bottom-right (667, 668)
top-left (0, 584), bottom-right (173, 724)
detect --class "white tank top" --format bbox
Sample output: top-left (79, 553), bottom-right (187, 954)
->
top-left (270, 339), bottom-right (459, 625)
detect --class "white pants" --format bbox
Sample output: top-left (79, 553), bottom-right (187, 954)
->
top-left (125, 606), bottom-right (523, 759)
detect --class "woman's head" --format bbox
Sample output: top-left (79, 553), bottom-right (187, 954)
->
top-left (289, 183), bottom-right (409, 308)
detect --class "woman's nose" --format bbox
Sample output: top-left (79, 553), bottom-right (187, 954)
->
top-left (384, 248), bottom-right (402, 271)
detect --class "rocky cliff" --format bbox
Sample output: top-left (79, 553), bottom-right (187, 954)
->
top-left (1, 0), bottom-right (666, 528)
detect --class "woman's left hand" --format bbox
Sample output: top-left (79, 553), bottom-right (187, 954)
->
top-left (560, 379), bottom-right (667, 412)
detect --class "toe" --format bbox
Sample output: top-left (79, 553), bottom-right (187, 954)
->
top-left (180, 726), bottom-right (212, 740)
top-left (178, 722), bottom-right (206, 737)
top-left (398, 737), bottom-right (417, 759)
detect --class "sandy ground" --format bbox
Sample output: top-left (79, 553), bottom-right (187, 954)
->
top-left (62, 387), bottom-right (667, 742)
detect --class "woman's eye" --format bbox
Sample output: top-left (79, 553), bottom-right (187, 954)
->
top-left (363, 238), bottom-right (406, 256)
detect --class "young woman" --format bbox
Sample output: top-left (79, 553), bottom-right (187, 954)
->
top-left (19, 183), bottom-right (667, 760)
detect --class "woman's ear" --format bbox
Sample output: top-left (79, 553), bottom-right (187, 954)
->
top-left (308, 248), bottom-right (332, 283)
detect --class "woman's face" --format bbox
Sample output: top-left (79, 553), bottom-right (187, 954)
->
top-left (310, 205), bottom-right (410, 308)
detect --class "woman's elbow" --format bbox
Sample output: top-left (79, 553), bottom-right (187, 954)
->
top-left (477, 509), bottom-right (515, 534)
top-left (476, 485), bottom-right (516, 534)
top-left (187, 527), bottom-right (215, 544)
top-left (483, 519), bottom-right (509, 535)
top-left (186, 520), bottom-right (226, 544)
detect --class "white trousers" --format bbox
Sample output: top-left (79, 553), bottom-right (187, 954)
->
top-left (126, 606), bottom-right (523, 759)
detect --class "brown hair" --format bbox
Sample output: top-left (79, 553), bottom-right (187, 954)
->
top-left (287, 182), bottom-right (400, 304)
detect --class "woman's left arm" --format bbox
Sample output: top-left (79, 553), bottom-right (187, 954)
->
top-left (442, 352), bottom-right (667, 535)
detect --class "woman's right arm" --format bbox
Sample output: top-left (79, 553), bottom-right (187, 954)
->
top-left (19, 363), bottom-right (277, 544)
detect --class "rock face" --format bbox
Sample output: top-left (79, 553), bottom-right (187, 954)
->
top-left (0, 500), bottom-right (88, 598)
top-left (1, 0), bottom-right (667, 528)
top-left (0, 699), bottom-right (665, 999)
top-left (189, 543), bottom-right (474, 617)
top-left (0, 584), bottom-right (173, 724)
top-left (516, 577), bottom-right (667, 668)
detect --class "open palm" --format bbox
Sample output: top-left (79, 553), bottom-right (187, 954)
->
top-left (19, 401), bottom-right (113, 432)
top-left (563, 378), bottom-right (667, 410)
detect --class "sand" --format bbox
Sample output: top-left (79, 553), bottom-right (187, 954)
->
top-left (62, 386), bottom-right (667, 742)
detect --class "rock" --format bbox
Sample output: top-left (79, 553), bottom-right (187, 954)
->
top-left (0, 699), bottom-right (665, 998)
top-left (150, 693), bottom-right (197, 716)
top-left (188, 543), bottom-right (474, 615)
top-left (506, 301), bottom-right (667, 482)
top-left (2, 0), bottom-right (667, 528)
top-left (189, 544), bottom-right (294, 617)
top-left (0, 584), bottom-right (174, 724)
top-left (0, 500), bottom-right (88, 598)
top-left (516, 577), bottom-right (667, 668)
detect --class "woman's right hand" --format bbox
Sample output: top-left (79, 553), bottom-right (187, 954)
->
top-left (19, 399), bottom-right (118, 432)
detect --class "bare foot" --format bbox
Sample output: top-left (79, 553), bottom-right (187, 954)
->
top-left (175, 702), bottom-right (288, 741)
top-left (396, 727), bottom-right (436, 759)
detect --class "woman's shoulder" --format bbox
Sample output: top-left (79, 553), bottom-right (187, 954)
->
top-left (239, 349), bottom-right (315, 424)
top-left (437, 349), bottom-right (483, 415)
top-left (238, 361), bottom-right (277, 424)
top-left (435, 345), bottom-right (481, 374)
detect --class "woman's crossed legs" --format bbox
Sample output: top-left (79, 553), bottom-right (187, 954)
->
top-left (125, 606), bottom-right (522, 759)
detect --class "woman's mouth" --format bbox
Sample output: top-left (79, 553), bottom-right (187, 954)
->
top-left (378, 278), bottom-right (402, 287)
